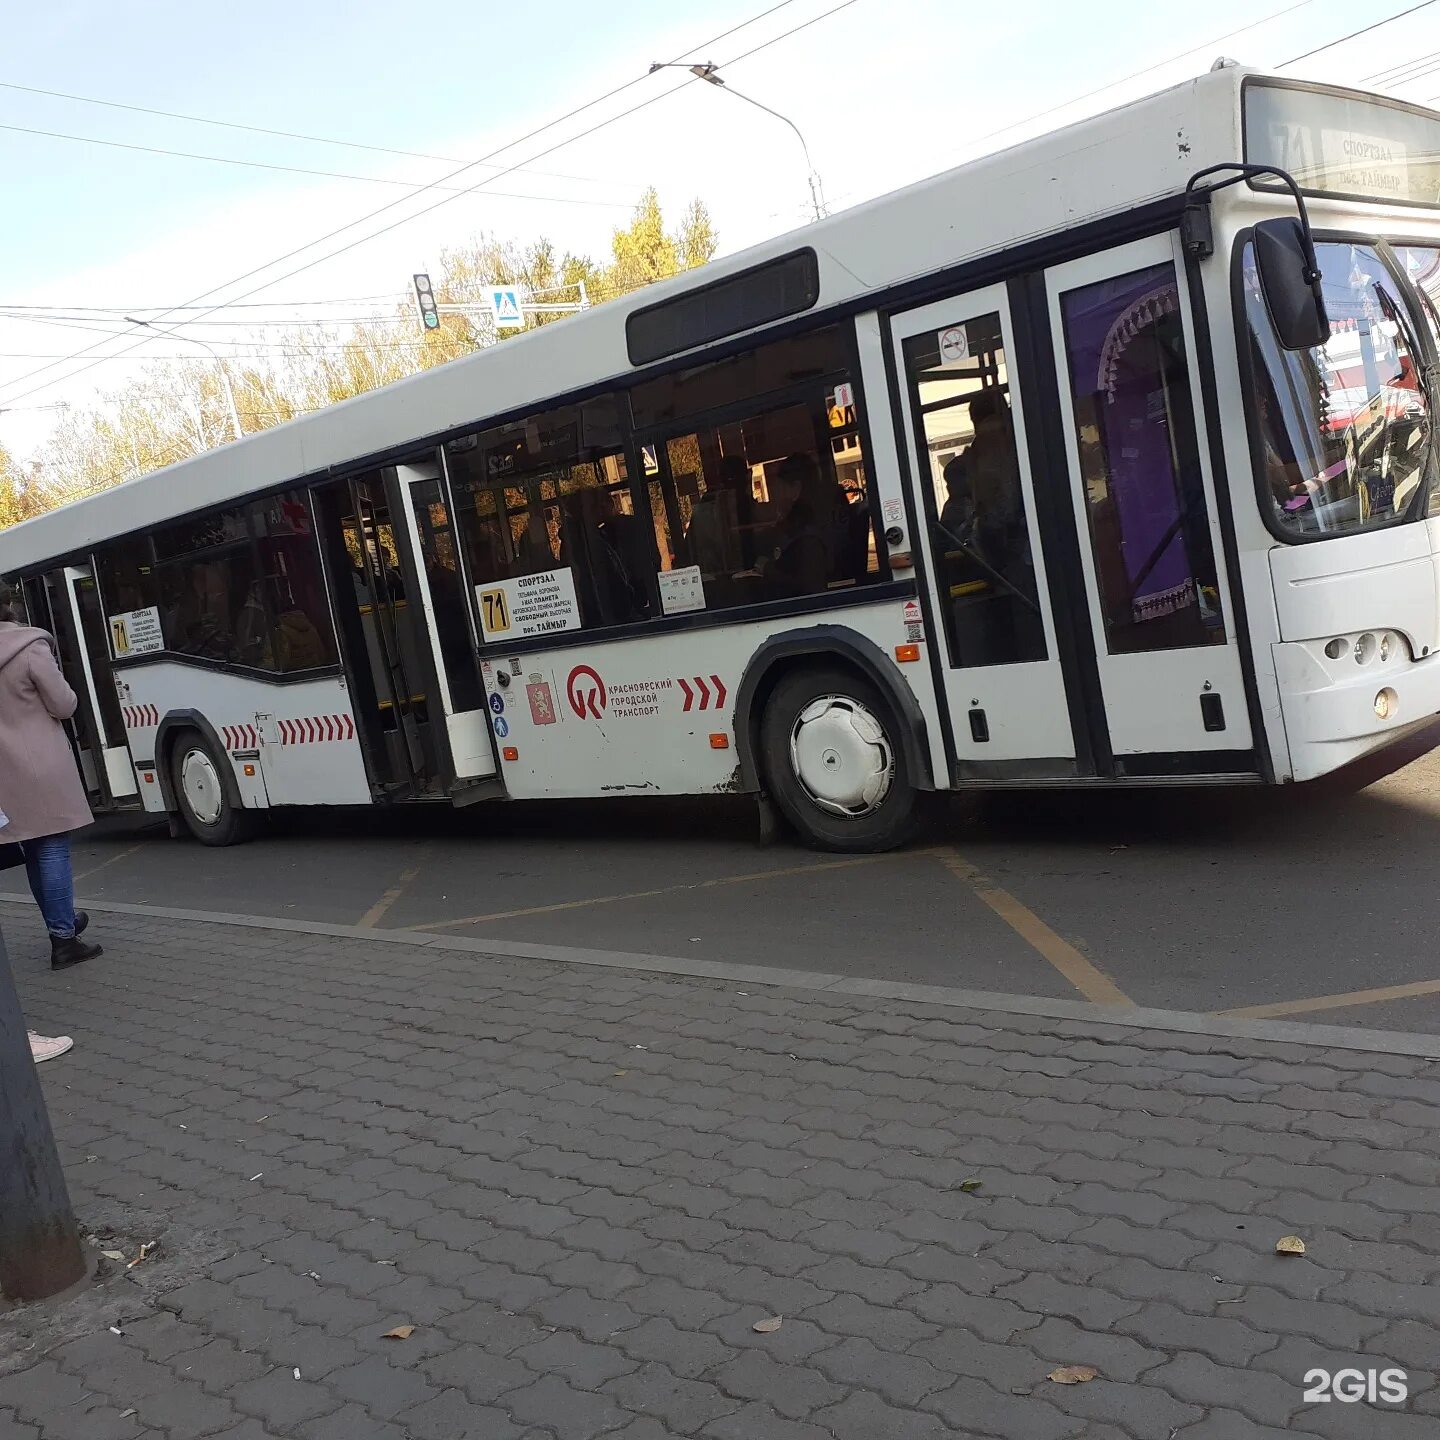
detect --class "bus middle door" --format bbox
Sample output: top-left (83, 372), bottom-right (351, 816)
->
top-left (49, 564), bottom-right (139, 808)
top-left (393, 462), bottom-right (497, 783)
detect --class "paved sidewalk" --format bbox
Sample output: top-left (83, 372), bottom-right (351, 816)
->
top-left (3, 902), bottom-right (1440, 1440)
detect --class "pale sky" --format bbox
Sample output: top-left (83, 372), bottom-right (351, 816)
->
top-left (1, 0), bottom-right (1435, 457)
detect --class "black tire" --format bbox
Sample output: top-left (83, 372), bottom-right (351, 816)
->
top-left (759, 664), bottom-right (919, 852)
top-left (169, 729), bottom-right (253, 846)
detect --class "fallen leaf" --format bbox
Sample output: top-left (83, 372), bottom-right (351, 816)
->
top-left (959, 1179), bottom-right (983, 1193)
top-left (101, 1250), bottom-right (125, 1262)
top-left (383, 1325), bottom-right (415, 1340)
top-left (752, 1316), bottom-right (783, 1333)
top-left (1047, 1365), bottom-right (1099, 1385)
top-left (1275, 1235), bottom-right (1306, 1256)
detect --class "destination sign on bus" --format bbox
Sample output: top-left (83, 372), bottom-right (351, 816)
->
top-left (476, 566), bottom-right (580, 640)
top-left (1246, 82), bottom-right (1440, 206)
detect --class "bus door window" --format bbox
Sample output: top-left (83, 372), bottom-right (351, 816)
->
top-left (406, 478), bottom-right (485, 714)
top-left (1060, 261), bottom-right (1225, 653)
top-left (902, 314), bottom-right (1046, 667)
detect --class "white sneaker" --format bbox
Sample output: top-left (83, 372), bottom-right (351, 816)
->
top-left (28, 1031), bottom-right (73, 1063)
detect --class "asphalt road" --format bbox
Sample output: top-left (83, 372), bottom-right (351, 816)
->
top-left (7, 743), bottom-right (1440, 1032)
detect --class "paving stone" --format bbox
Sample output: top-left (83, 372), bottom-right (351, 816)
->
top-left (710, 1349), bottom-right (845, 1420)
top-left (923, 1375), bottom-right (1086, 1440)
top-left (507, 1373), bottom-right (632, 1440)
top-left (809, 1335), bottom-right (950, 1406)
top-left (701, 1403), bottom-right (836, 1440)
top-left (230, 1369), bottom-right (343, 1428)
top-left (1147, 1351), bottom-right (1304, 1428)
top-left (298, 1401), bottom-right (410, 1440)
top-left (813, 1388), bottom-right (966, 1440)
top-left (604, 1362), bottom-right (742, 1434)
top-left (397, 1389), bottom-right (531, 1440)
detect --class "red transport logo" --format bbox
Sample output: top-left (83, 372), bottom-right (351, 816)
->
top-left (566, 664), bottom-right (607, 719)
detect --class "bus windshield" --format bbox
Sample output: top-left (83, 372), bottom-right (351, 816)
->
top-left (1242, 239), bottom-right (1439, 538)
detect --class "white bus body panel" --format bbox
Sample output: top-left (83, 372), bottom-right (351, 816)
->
top-left (483, 599), bottom-right (942, 800)
top-left (113, 666), bottom-right (370, 809)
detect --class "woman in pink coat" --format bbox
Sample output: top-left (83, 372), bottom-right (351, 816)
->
top-left (0, 582), bottom-right (102, 984)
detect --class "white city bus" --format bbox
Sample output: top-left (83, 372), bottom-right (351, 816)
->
top-left (5, 64), bottom-right (1440, 851)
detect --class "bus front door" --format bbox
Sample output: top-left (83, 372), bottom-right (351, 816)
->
top-left (46, 564), bottom-right (138, 807)
top-left (892, 285), bottom-right (1080, 779)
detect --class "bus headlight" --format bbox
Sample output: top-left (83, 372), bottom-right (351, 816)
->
top-left (1355, 633), bottom-right (1377, 664)
top-left (1380, 632), bottom-right (1393, 663)
top-left (1325, 637), bottom-right (1346, 659)
top-left (1375, 687), bottom-right (1398, 720)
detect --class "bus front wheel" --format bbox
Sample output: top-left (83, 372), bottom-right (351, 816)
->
top-left (759, 665), bottom-right (918, 853)
top-left (170, 730), bottom-right (253, 846)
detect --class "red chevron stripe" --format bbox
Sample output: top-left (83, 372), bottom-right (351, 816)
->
top-left (343, 714), bottom-right (354, 740)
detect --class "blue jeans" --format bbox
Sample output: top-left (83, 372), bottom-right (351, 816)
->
top-left (22, 835), bottom-right (77, 939)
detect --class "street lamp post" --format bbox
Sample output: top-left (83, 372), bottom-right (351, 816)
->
top-left (649, 60), bottom-right (827, 221)
top-left (125, 317), bottom-right (243, 443)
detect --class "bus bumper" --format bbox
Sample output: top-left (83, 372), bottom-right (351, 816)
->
top-left (1273, 637), bottom-right (1440, 781)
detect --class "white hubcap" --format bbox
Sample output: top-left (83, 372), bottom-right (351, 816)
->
top-left (789, 694), bottom-right (895, 818)
top-left (180, 748), bottom-right (223, 826)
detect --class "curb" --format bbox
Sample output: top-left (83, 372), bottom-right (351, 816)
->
top-left (5, 894), bottom-right (1440, 1060)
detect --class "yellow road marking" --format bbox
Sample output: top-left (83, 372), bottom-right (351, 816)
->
top-left (937, 847), bottom-right (1133, 1008)
top-left (1220, 978), bottom-right (1440, 1020)
top-left (73, 844), bottom-right (143, 882)
top-left (359, 863), bottom-right (424, 929)
top-left (408, 853), bottom-right (899, 932)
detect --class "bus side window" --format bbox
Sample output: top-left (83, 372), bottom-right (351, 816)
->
top-left (445, 395), bottom-right (649, 633)
top-left (632, 328), bottom-right (883, 614)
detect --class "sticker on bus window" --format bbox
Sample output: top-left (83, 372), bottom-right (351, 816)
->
top-left (658, 565), bottom-right (706, 616)
top-left (108, 606), bottom-right (164, 658)
top-left (938, 324), bottom-right (969, 364)
top-left (475, 567), bottom-right (580, 641)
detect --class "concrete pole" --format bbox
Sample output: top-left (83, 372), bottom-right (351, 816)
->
top-left (0, 924), bottom-right (85, 1301)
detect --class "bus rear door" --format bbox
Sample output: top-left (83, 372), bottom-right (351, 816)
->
top-left (46, 564), bottom-right (139, 808)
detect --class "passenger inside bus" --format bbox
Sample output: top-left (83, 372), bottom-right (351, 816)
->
top-left (559, 485), bottom-right (654, 627)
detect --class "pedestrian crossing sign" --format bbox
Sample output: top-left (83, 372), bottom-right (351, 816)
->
top-left (489, 287), bottom-right (525, 329)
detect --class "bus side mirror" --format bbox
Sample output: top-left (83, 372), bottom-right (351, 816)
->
top-left (1254, 217), bottom-right (1330, 351)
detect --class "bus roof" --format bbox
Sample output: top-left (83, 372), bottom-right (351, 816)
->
top-left (0, 62), bottom-right (1300, 574)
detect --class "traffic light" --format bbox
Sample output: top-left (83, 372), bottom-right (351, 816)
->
top-left (413, 272), bottom-right (440, 332)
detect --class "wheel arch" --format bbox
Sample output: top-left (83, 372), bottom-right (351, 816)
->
top-left (734, 625), bottom-right (937, 794)
top-left (154, 710), bottom-right (243, 815)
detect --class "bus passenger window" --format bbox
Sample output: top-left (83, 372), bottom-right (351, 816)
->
top-left (445, 395), bottom-right (653, 633)
top-left (634, 334), bottom-right (882, 614)
top-left (93, 493), bottom-right (338, 674)
top-left (901, 315), bottom-right (1046, 668)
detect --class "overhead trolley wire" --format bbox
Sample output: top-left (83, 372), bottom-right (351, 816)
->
top-left (0, 0), bottom-right (848, 406)
top-left (1278, 0), bottom-right (1438, 67)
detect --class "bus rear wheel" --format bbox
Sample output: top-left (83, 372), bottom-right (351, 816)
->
top-left (170, 730), bottom-right (253, 846)
top-left (759, 664), bottom-right (918, 853)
